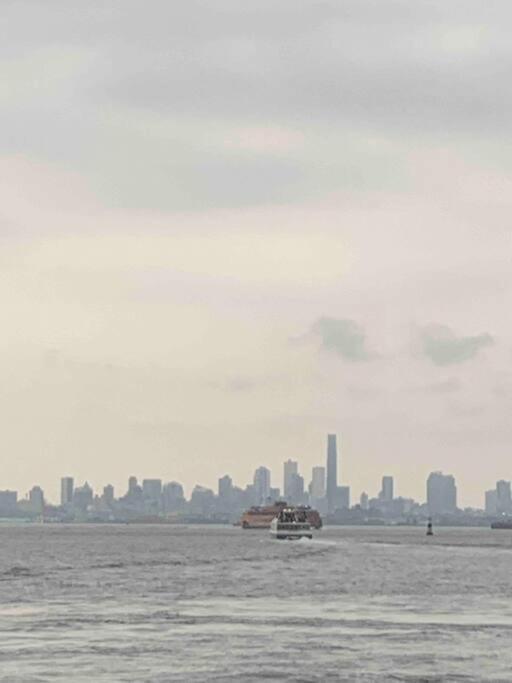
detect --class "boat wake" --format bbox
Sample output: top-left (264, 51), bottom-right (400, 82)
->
top-left (297, 536), bottom-right (337, 547)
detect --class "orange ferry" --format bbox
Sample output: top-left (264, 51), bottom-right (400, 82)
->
top-left (239, 501), bottom-right (322, 529)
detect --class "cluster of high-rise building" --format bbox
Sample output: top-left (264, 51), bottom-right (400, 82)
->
top-left (246, 434), bottom-right (350, 514)
top-left (0, 434), bottom-right (509, 525)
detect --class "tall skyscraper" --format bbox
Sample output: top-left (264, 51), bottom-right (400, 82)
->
top-left (253, 466), bottom-right (271, 504)
top-left (60, 477), bottom-right (74, 507)
top-left (326, 434), bottom-right (338, 513)
top-left (380, 476), bottom-right (394, 502)
top-left (283, 459), bottom-right (298, 500)
top-left (426, 472), bottom-right (457, 514)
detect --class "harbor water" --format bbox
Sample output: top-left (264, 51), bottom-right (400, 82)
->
top-left (1, 525), bottom-right (512, 681)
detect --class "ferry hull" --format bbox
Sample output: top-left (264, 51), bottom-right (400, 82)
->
top-left (270, 530), bottom-right (313, 540)
top-left (240, 502), bottom-right (322, 529)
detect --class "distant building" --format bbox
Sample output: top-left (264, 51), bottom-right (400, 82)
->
top-left (217, 474), bottom-right (236, 514)
top-left (0, 490), bottom-right (17, 511)
top-left (162, 481), bottom-right (185, 513)
top-left (218, 475), bottom-right (233, 499)
top-left (253, 466), bottom-right (271, 504)
top-left (380, 476), bottom-right (394, 502)
top-left (230, 485), bottom-right (247, 510)
top-left (73, 482), bottom-right (93, 512)
top-left (102, 484), bottom-right (114, 506)
top-left (360, 491), bottom-right (369, 510)
top-left (496, 480), bottom-right (511, 514)
top-left (142, 479), bottom-right (162, 501)
top-left (124, 476), bottom-right (143, 504)
top-left (485, 489), bottom-right (498, 515)
top-left (217, 475), bottom-right (233, 513)
top-left (397, 497), bottom-right (416, 516)
top-left (426, 472), bottom-right (457, 515)
top-left (288, 472), bottom-right (305, 504)
top-left (128, 476), bottom-right (139, 495)
top-left (310, 466), bottom-right (326, 500)
top-left (283, 460), bottom-right (298, 500)
top-left (336, 485), bottom-right (350, 510)
top-left (245, 484), bottom-right (256, 504)
top-left (60, 477), bottom-right (74, 507)
top-left (29, 486), bottom-right (44, 514)
top-left (326, 434), bottom-right (338, 513)
top-left (190, 485), bottom-right (215, 516)
top-left (269, 486), bottom-right (280, 501)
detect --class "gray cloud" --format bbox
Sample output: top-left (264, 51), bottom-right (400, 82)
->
top-left (420, 325), bottom-right (494, 365)
top-left (3, 1), bottom-right (512, 210)
top-left (312, 317), bottom-right (370, 361)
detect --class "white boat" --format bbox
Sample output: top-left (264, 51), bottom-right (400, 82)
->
top-left (269, 507), bottom-right (313, 540)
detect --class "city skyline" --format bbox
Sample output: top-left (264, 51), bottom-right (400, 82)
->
top-left (3, 462), bottom-right (510, 521)
top-left (2, 432), bottom-right (510, 514)
top-left (4, 427), bottom-right (511, 510)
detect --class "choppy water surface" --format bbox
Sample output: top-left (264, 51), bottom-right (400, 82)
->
top-left (1, 525), bottom-right (512, 682)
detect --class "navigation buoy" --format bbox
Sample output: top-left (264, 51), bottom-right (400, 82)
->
top-left (426, 518), bottom-right (433, 536)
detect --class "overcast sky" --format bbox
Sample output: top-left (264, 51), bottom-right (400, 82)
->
top-left (2, 1), bottom-right (512, 505)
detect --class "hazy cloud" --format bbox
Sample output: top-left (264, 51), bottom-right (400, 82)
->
top-left (3, 2), bottom-right (512, 210)
top-left (209, 376), bottom-right (257, 393)
top-left (2, 2), bottom-right (512, 505)
top-left (420, 325), bottom-right (494, 365)
top-left (312, 317), bottom-right (370, 361)
top-left (424, 378), bottom-right (462, 394)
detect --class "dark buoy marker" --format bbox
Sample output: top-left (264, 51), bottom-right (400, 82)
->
top-left (426, 517), bottom-right (433, 536)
